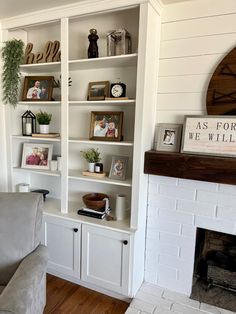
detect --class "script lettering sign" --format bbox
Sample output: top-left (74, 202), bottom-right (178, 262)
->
top-left (24, 41), bottom-right (61, 64)
top-left (181, 115), bottom-right (236, 157)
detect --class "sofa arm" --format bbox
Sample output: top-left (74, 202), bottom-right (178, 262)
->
top-left (0, 245), bottom-right (49, 314)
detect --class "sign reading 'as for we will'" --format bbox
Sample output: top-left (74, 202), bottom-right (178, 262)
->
top-left (181, 116), bottom-right (236, 157)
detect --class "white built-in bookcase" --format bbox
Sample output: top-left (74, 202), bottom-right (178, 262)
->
top-left (2, 0), bottom-right (161, 293)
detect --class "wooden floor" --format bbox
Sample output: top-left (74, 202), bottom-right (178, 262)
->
top-left (44, 274), bottom-right (129, 314)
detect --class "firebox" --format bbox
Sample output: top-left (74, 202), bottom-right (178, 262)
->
top-left (191, 228), bottom-right (236, 312)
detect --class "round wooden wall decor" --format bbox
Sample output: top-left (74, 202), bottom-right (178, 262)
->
top-left (207, 46), bottom-right (236, 115)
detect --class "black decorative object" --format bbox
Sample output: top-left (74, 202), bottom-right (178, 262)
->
top-left (110, 81), bottom-right (126, 98)
top-left (22, 110), bottom-right (36, 136)
top-left (31, 189), bottom-right (49, 201)
top-left (88, 28), bottom-right (99, 58)
top-left (95, 162), bottom-right (103, 173)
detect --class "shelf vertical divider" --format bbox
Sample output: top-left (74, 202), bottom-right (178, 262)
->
top-left (130, 2), bottom-right (161, 295)
top-left (60, 17), bottom-right (69, 213)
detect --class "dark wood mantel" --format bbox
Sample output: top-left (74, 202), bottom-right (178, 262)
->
top-left (144, 150), bottom-right (236, 185)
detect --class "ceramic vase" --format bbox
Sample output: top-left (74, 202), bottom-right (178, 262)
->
top-left (88, 162), bottom-right (95, 172)
top-left (39, 124), bottom-right (49, 134)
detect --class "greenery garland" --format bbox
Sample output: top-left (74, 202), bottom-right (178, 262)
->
top-left (1, 39), bottom-right (24, 107)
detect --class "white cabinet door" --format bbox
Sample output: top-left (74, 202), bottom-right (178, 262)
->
top-left (81, 224), bottom-right (130, 295)
top-left (42, 215), bottom-right (81, 278)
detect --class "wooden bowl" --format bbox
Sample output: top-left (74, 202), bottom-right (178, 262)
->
top-left (82, 193), bottom-right (108, 210)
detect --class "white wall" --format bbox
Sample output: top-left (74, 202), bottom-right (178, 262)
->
top-left (0, 26), bottom-right (8, 191)
top-left (145, 0), bottom-right (236, 293)
top-left (156, 0), bottom-right (236, 123)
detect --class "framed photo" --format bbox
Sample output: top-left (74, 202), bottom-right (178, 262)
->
top-left (87, 81), bottom-right (110, 101)
top-left (109, 156), bottom-right (128, 181)
top-left (22, 76), bottom-right (54, 101)
top-left (89, 111), bottom-right (123, 141)
top-left (154, 123), bottom-right (182, 152)
top-left (21, 143), bottom-right (53, 170)
top-left (181, 115), bottom-right (236, 157)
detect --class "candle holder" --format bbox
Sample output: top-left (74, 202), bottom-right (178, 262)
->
top-left (22, 110), bottom-right (36, 136)
top-left (107, 28), bottom-right (132, 56)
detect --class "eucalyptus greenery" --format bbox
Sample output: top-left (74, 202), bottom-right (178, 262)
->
top-left (36, 110), bottom-right (52, 125)
top-left (80, 148), bottom-right (101, 163)
top-left (1, 39), bottom-right (24, 107)
top-left (53, 75), bottom-right (72, 88)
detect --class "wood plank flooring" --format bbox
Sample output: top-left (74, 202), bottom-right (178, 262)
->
top-left (44, 274), bottom-right (129, 314)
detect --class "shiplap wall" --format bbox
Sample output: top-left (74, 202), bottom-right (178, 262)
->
top-left (156, 0), bottom-right (236, 123)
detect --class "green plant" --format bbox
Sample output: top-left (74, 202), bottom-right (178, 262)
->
top-left (53, 75), bottom-right (72, 88)
top-left (81, 148), bottom-right (101, 163)
top-left (36, 110), bottom-right (52, 125)
top-left (1, 39), bottom-right (24, 107)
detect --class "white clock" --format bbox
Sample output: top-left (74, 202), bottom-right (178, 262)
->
top-left (111, 84), bottom-right (123, 97)
top-left (110, 82), bottom-right (126, 98)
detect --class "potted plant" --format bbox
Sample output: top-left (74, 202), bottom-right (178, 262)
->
top-left (81, 148), bottom-right (101, 172)
top-left (36, 110), bottom-right (52, 134)
top-left (1, 39), bottom-right (24, 107)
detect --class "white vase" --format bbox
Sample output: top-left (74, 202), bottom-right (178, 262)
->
top-left (115, 194), bottom-right (127, 220)
top-left (39, 124), bottom-right (49, 134)
top-left (88, 162), bottom-right (95, 172)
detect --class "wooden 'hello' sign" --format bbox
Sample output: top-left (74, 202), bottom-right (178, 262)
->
top-left (24, 40), bottom-right (61, 64)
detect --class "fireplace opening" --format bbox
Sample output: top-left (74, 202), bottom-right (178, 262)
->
top-left (191, 228), bottom-right (236, 312)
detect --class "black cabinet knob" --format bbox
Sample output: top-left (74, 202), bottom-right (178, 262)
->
top-left (123, 240), bottom-right (128, 245)
top-left (73, 228), bottom-right (78, 232)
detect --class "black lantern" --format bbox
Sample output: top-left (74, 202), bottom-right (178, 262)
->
top-left (22, 110), bottom-right (36, 136)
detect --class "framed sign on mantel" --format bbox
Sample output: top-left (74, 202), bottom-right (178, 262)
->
top-left (181, 115), bottom-right (236, 157)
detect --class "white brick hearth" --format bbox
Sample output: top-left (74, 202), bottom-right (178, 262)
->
top-left (145, 175), bottom-right (236, 296)
top-left (126, 282), bottom-right (235, 314)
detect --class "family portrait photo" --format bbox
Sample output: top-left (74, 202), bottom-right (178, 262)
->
top-left (109, 156), bottom-right (128, 181)
top-left (21, 143), bottom-right (53, 170)
top-left (22, 76), bottom-right (54, 101)
top-left (163, 130), bottom-right (176, 145)
top-left (90, 111), bottom-right (123, 141)
top-left (154, 123), bottom-right (182, 152)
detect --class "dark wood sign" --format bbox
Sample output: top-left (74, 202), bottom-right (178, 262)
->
top-left (207, 46), bottom-right (236, 115)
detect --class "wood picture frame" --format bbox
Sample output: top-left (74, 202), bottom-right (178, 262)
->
top-left (21, 143), bottom-right (53, 170)
top-left (87, 81), bottom-right (110, 101)
top-left (22, 76), bottom-right (54, 101)
top-left (89, 111), bottom-right (123, 141)
top-left (181, 115), bottom-right (236, 157)
top-left (109, 156), bottom-right (128, 181)
top-left (154, 123), bottom-right (182, 152)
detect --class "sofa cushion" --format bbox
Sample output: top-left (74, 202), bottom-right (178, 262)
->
top-left (0, 286), bottom-right (5, 295)
top-left (0, 193), bottom-right (43, 285)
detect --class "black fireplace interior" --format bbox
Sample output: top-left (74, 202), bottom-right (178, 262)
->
top-left (191, 228), bottom-right (236, 312)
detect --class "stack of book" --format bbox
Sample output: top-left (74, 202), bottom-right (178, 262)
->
top-left (77, 207), bottom-right (106, 219)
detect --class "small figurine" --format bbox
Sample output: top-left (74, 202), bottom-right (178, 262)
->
top-left (88, 28), bottom-right (99, 58)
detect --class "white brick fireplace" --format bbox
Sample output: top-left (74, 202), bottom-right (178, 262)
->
top-left (145, 175), bottom-right (236, 296)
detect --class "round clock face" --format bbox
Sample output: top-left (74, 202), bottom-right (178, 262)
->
top-left (111, 84), bottom-right (123, 98)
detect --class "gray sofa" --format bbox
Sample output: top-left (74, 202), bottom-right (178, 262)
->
top-left (0, 193), bottom-right (49, 314)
